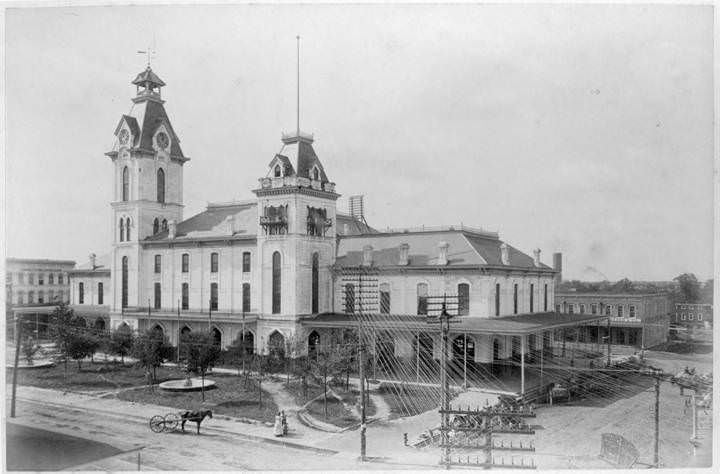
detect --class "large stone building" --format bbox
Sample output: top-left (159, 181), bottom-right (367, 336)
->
top-left (68, 65), bottom-right (606, 392)
top-left (553, 291), bottom-right (671, 349)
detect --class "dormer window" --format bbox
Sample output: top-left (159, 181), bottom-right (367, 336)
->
top-left (274, 165), bottom-right (282, 177)
top-left (312, 166), bottom-right (320, 181)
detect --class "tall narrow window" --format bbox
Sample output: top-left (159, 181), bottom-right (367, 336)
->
top-left (182, 253), bottom-right (189, 272)
top-left (79, 282), bottom-right (84, 304)
top-left (513, 284), bottom-right (518, 314)
top-left (119, 219), bottom-right (125, 242)
top-left (122, 166), bottom-right (129, 201)
top-left (618, 305), bottom-right (624, 317)
top-left (629, 305), bottom-right (636, 318)
top-left (311, 253), bottom-right (319, 313)
top-left (495, 283), bottom-right (501, 316)
top-left (28, 291), bottom-right (34, 304)
top-left (154, 282), bottom-right (161, 309)
top-left (210, 283), bottom-right (218, 310)
top-left (242, 283), bottom-right (251, 312)
top-left (243, 252), bottom-right (251, 272)
top-left (153, 218), bottom-right (160, 235)
top-left (49, 273), bottom-right (54, 285)
top-left (210, 252), bottom-right (218, 273)
top-left (181, 283), bottom-right (189, 310)
top-left (272, 251), bottom-right (281, 314)
top-left (161, 219), bottom-right (168, 231)
top-left (274, 164), bottom-right (281, 177)
top-left (38, 291), bottom-right (44, 304)
top-left (125, 217), bottom-right (131, 241)
top-left (380, 283), bottom-right (391, 314)
top-left (28, 273), bottom-right (34, 284)
top-left (58, 273), bottom-right (63, 284)
top-left (530, 284), bottom-right (535, 313)
top-left (157, 168), bottom-right (165, 203)
top-left (417, 283), bottom-right (428, 315)
top-left (98, 282), bottom-right (103, 305)
top-left (154, 254), bottom-right (161, 273)
top-left (544, 284), bottom-right (548, 311)
top-left (458, 283), bottom-right (470, 316)
top-left (121, 256), bottom-right (128, 308)
top-left (580, 304), bottom-right (585, 314)
top-left (345, 283), bottom-right (355, 314)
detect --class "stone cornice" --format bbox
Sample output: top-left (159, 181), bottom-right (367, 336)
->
top-left (254, 186), bottom-right (340, 201)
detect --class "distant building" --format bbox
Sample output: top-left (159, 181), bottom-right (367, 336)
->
top-left (673, 303), bottom-right (712, 338)
top-left (554, 291), bottom-right (671, 349)
top-left (67, 253), bottom-right (111, 330)
top-left (5, 258), bottom-right (75, 307)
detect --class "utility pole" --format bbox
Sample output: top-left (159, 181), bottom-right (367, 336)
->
top-left (208, 299), bottom-right (212, 329)
top-left (242, 309), bottom-right (246, 377)
top-left (176, 300), bottom-right (180, 363)
top-left (653, 373), bottom-right (660, 468)
top-left (359, 320), bottom-right (367, 462)
top-left (11, 315), bottom-right (22, 417)
top-left (440, 300), bottom-right (450, 469)
top-left (606, 317), bottom-right (611, 367)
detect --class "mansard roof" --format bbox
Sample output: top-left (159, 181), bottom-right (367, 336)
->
top-left (144, 202), bottom-right (257, 242)
top-left (336, 228), bottom-right (553, 271)
top-left (268, 135), bottom-right (330, 182)
top-left (336, 213), bottom-right (377, 236)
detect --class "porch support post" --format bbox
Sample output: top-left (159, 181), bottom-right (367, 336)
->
top-left (463, 333), bottom-right (467, 388)
top-left (416, 331), bottom-right (420, 383)
top-left (520, 334), bottom-right (525, 397)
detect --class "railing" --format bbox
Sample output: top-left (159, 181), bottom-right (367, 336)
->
top-left (379, 223), bottom-right (498, 237)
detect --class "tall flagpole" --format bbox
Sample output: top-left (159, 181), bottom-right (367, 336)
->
top-left (296, 35), bottom-right (300, 136)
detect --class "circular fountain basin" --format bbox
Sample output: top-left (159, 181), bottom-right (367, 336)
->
top-left (6, 359), bottom-right (55, 369)
top-left (159, 377), bottom-right (217, 392)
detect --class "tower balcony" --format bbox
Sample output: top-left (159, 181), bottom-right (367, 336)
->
top-left (258, 176), bottom-right (336, 193)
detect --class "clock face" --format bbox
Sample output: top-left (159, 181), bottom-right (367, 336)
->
top-left (156, 132), bottom-right (169, 150)
top-left (118, 129), bottom-right (130, 145)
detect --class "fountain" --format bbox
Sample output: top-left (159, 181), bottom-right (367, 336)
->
top-left (159, 377), bottom-right (217, 392)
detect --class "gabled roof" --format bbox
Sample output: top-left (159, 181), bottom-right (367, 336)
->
top-left (464, 233), bottom-right (550, 268)
top-left (114, 115), bottom-right (141, 145)
top-left (144, 202), bottom-right (257, 241)
top-left (270, 136), bottom-right (330, 182)
top-left (336, 213), bottom-right (377, 236)
top-left (268, 155), bottom-right (295, 176)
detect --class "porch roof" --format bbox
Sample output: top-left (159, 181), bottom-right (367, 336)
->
top-left (301, 312), bottom-right (609, 336)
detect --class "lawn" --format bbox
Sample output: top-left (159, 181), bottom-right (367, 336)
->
top-left (377, 382), bottom-right (443, 419)
top-left (116, 373), bottom-right (279, 423)
top-left (305, 396), bottom-right (357, 428)
top-left (6, 360), bottom-right (187, 391)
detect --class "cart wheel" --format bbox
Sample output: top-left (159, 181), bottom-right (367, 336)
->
top-left (164, 413), bottom-right (180, 431)
top-left (149, 415), bottom-right (165, 433)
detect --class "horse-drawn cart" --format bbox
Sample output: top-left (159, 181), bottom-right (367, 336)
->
top-left (149, 413), bottom-right (181, 433)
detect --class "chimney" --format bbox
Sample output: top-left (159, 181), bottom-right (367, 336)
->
top-left (533, 248), bottom-right (541, 267)
top-left (500, 243), bottom-right (509, 265)
top-left (398, 243), bottom-right (410, 266)
top-left (169, 219), bottom-right (177, 239)
top-left (553, 252), bottom-right (562, 282)
top-left (89, 253), bottom-right (97, 270)
top-left (362, 245), bottom-right (373, 266)
top-left (437, 241), bottom-right (449, 266)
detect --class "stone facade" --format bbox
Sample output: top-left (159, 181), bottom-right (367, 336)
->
top-left (5, 258), bottom-right (75, 306)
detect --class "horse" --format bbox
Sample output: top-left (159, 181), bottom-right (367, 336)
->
top-left (180, 410), bottom-right (213, 434)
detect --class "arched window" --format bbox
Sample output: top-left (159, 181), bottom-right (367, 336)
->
top-left (513, 284), bottom-right (518, 314)
top-left (380, 283), bottom-right (391, 314)
top-left (154, 282), bottom-right (161, 309)
top-left (458, 283), bottom-right (470, 316)
top-left (242, 283), bottom-right (251, 312)
top-left (154, 255), bottom-right (161, 273)
top-left (312, 166), bottom-right (319, 181)
top-left (308, 330), bottom-right (320, 358)
top-left (272, 251), bottom-right (281, 314)
top-left (119, 219), bottom-right (125, 242)
top-left (417, 283), bottom-right (428, 315)
top-left (125, 217), bottom-right (131, 241)
top-left (157, 168), bottom-right (165, 203)
top-left (181, 283), bottom-right (189, 310)
top-left (78, 283), bottom-right (84, 304)
top-left (530, 283), bottom-right (535, 313)
top-left (153, 218), bottom-right (160, 235)
top-left (121, 256), bottom-right (129, 308)
top-left (210, 252), bottom-right (219, 273)
top-left (161, 219), bottom-right (168, 231)
top-left (122, 166), bottom-right (129, 201)
top-left (344, 283), bottom-right (355, 314)
top-left (495, 283), bottom-right (501, 316)
top-left (210, 283), bottom-right (218, 310)
top-left (311, 253), bottom-right (319, 313)
top-left (182, 253), bottom-right (189, 272)
top-left (274, 164), bottom-right (282, 177)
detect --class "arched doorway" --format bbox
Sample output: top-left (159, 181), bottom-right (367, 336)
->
top-left (241, 331), bottom-right (255, 355)
top-left (94, 318), bottom-right (106, 331)
top-left (268, 330), bottom-right (286, 360)
top-left (151, 324), bottom-right (164, 338)
top-left (412, 332), bottom-right (435, 381)
top-left (307, 330), bottom-right (320, 358)
top-left (211, 327), bottom-right (222, 347)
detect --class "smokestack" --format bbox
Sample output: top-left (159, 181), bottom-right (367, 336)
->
top-left (437, 241), bottom-right (449, 266)
top-left (398, 243), bottom-right (410, 266)
top-left (362, 245), bottom-right (373, 266)
top-left (553, 252), bottom-right (562, 282)
top-left (533, 248), bottom-right (541, 267)
top-left (89, 253), bottom-right (97, 270)
top-left (169, 220), bottom-right (177, 239)
top-left (500, 243), bottom-right (509, 265)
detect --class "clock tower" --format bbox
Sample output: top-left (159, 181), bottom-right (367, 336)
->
top-left (105, 66), bottom-right (189, 322)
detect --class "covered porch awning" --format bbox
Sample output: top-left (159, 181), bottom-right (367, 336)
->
top-left (302, 311), bottom-right (609, 336)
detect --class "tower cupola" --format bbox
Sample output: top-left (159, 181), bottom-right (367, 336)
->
top-left (132, 66), bottom-right (166, 102)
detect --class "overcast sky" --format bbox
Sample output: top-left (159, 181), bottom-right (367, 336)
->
top-left (4, 3), bottom-right (714, 281)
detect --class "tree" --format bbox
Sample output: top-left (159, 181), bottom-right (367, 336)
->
top-left (674, 273), bottom-right (700, 303)
top-left (132, 328), bottom-right (174, 384)
top-left (610, 278), bottom-right (635, 293)
top-left (226, 332), bottom-right (254, 388)
top-left (181, 330), bottom-right (222, 401)
top-left (67, 332), bottom-right (101, 371)
top-left (108, 325), bottom-right (135, 364)
top-left (21, 335), bottom-right (39, 365)
top-left (49, 302), bottom-right (88, 375)
top-left (309, 346), bottom-right (343, 418)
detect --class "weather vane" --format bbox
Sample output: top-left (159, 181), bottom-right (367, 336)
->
top-left (137, 36), bottom-right (157, 68)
